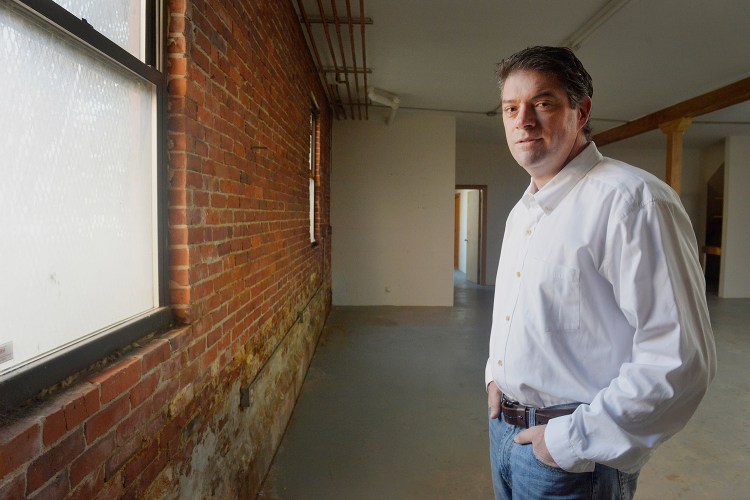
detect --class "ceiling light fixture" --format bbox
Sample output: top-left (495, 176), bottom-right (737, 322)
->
top-left (368, 87), bottom-right (401, 125)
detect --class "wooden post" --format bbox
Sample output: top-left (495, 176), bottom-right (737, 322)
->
top-left (659, 117), bottom-right (692, 194)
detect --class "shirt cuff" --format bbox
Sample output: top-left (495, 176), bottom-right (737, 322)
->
top-left (485, 359), bottom-right (493, 391)
top-left (545, 415), bottom-right (595, 473)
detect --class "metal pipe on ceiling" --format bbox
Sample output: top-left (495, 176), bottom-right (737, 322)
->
top-left (345, 0), bottom-right (362, 119)
top-left (330, 0), bottom-right (354, 119)
top-left (296, 0), bottom-right (338, 118)
top-left (294, 0), bottom-right (370, 120)
top-left (315, 0), bottom-right (341, 87)
top-left (359, 0), bottom-right (368, 119)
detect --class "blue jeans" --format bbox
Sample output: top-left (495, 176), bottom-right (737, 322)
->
top-left (489, 413), bottom-right (639, 499)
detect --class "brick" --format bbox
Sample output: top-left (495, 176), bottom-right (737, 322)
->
top-left (42, 407), bottom-right (67, 447)
top-left (26, 429), bottom-right (84, 494)
top-left (132, 449), bottom-right (168, 499)
top-left (0, 418), bottom-right (41, 478)
top-left (0, 472), bottom-right (25, 500)
top-left (27, 469), bottom-right (69, 500)
top-left (69, 431), bottom-right (115, 487)
top-left (84, 395), bottom-right (130, 444)
top-left (89, 357), bottom-right (142, 405)
top-left (167, 0), bottom-right (186, 15)
top-left (140, 339), bottom-right (172, 374)
top-left (105, 434), bottom-right (142, 481)
top-left (123, 439), bottom-right (159, 488)
top-left (69, 465), bottom-right (105, 500)
top-left (118, 383), bottom-right (164, 445)
top-left (165, 326), bottom-right (192, 352)
top-left (64, 385), bottom-right (101, 431)
top-left (93, 470), bottom-right (125, 500)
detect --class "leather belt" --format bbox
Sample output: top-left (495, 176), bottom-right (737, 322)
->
top-left (501, 395), bottom-right (580, 428)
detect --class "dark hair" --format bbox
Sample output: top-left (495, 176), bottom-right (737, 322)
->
top-left (496, 46), bottom-right (594, 139)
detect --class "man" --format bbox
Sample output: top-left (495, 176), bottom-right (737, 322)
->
top-left (486, 46), bottom-right (716, 499)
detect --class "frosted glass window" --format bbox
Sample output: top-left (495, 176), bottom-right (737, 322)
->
top-left (0, 5), bottom-right (157, 375)
top-left (53, 0), bottom-right (145, 60)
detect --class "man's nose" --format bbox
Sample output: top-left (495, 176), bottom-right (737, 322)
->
top-left (516, 104), bottom-right (535, 129)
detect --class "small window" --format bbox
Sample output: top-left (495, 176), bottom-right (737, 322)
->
top-left (309, 99), bottom-right (319, 243)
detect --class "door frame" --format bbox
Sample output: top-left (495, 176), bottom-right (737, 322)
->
top-left (456, 184), bottom-right (488, 285)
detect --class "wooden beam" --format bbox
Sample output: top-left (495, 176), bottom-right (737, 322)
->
top-left (593, 76), bottom-right (750, 146)
top-left (659, 117), bottom-right (692, 194)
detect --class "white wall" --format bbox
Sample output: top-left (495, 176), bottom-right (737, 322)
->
top-left (720, 136), bottom-right (750, 298)
top-left (331, 110), bottom-right (456, 306)
top-left (455, 142), bottom-right (531, 285)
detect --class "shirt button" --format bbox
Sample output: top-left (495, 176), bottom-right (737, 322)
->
top-left (526, 229), bottom-right (532, 236)
top-left (505, 315), bottom-right (510, 321)
top-left (516, 271), bottom-right (521, 278)
top-left (497, 359), bottom-right (503, 366)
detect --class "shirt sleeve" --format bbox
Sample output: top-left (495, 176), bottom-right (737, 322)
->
top-left (545, 197), bottom-right (717, 473)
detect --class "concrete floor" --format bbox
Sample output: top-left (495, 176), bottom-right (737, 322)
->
top-left (259, 272), bottom-right (750, 499)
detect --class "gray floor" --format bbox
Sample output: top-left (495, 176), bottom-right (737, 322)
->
top-left (259, 272), bottom-right (750, 499)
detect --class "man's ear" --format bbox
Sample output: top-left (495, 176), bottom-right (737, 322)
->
top-left (578, 96), bottom-right (592, 129)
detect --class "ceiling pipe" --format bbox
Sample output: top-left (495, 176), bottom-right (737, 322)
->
top-left (330, 0), bottom-right (354, 119)
top-left (345, 0), bottom-right (362, 119)
top-left (360, 0), bottom-right (369, 119)
top-left (295, 0), bottom-right (337, 118)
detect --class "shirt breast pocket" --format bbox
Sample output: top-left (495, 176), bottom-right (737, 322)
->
top-left (522, 258), bottom-right (580, 332)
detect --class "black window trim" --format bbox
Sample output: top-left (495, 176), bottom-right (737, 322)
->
top-left (0, 0), bottom-right (172, 412)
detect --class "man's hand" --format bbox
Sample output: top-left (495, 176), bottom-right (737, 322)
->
top-left (487, 381), bottom-right (502, 419)
top-left (515, 425), bottom-right (560, 468)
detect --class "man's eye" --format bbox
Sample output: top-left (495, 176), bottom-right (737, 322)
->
top-left (504, 107), bottom-right (517, 114)
top-left (536, 101), bottom-right (551, 109)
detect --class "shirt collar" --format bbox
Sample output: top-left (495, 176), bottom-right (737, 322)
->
top-left (521, 142), bottom-right (602, 212)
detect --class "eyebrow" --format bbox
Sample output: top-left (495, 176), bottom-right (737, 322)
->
top-left (502, 90), bottom-right (558, 104)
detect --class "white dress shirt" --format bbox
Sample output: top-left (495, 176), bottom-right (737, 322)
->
top-left (486, 142), bottom-right (716, 473)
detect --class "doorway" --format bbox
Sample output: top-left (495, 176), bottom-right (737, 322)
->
top-left (704, 164), bottom-right (724, 294)
top-left (455, 185), bottom-right (488, 285)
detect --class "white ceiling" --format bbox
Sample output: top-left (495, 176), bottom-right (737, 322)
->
top-left (300, 0), bottom-right (750, 149)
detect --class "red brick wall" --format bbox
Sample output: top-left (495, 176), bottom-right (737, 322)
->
top-left (0, 0), bottom-right (331, 497)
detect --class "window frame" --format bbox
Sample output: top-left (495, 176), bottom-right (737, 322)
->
top-left (0, 0), bottom-right (171, 411)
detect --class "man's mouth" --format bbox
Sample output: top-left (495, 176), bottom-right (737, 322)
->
top-left (516, 137), bottom-right (541, 145)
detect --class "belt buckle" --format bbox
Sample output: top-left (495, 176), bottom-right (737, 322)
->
top-left (501, 395), bottom-right (529, 428)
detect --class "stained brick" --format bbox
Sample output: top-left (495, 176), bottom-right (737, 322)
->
top-left (123, 439), bottom-right (159, 488)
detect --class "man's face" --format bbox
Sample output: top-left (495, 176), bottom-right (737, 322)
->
top-left (501, 70), bottom-right (590, 188)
